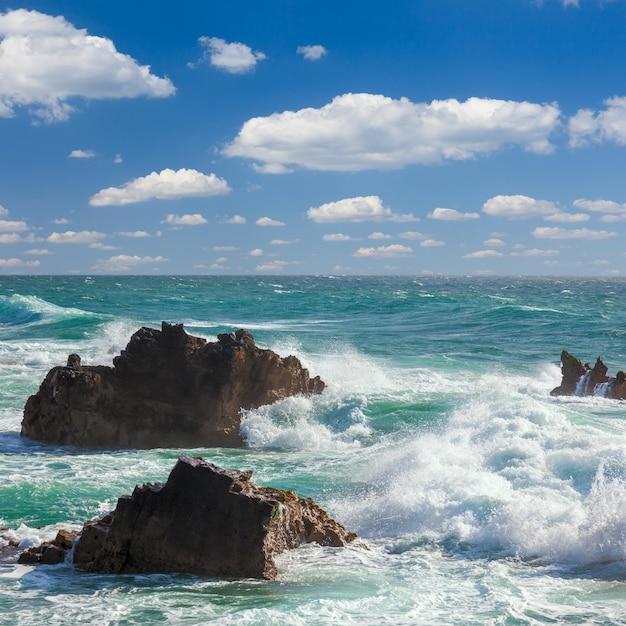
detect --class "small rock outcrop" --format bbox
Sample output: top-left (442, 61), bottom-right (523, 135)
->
top-left (551, 350), bottom-right (626, 399)
top-left (21, 456), bottom-right (356, 580)
top-left (21, 323), bottom-right (325, 448)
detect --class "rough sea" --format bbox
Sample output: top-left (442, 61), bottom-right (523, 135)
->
top-left (2, 275), bottom-right (626, 625)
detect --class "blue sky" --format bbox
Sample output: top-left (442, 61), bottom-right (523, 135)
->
top-left (1, 0), bottom-right (626, 275)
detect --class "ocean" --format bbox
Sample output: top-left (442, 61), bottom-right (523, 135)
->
top-left (2, 275), bottom-right (626, 625)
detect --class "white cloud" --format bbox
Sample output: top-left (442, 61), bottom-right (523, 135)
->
top-left (271, 239), bottom-right (296, 245)
top-left (52, 218), bottom-right (70, 225)
top-left (297, 45), bottom-right (327, 61)
top-left (224, 93), bottom-right (560, 172)
top-left (249, 249), bottom-right (264, 256)
top-left (192, 36), bottom-right (266, 74)
top-left (573, 198), bottom-right (626, 214)
top-left (24, 248), bottom-right (51, 255)
top-left (353, 244), bottom-right (413, 258)
top-left (256, 217), bottom-right (285, 227)
top-left (93, 255), bottom-right (167, 272)
top-left (463, 250), bottom-right (505, 259)
top-left (323, 233), bottom-right (353, 241)
top-left (0, 219), bottom-right (28, 232)
top-left (119, 230), bottom-right (151, 237)
top-left (0, 205), bottom-right (7, 217)
top-left (163, 213), bottom-right (208, 226)
top-left (114, 154), bottom-right (123, 164)
top-left (484, 238), bottom-right (506, 247)
top-left (69, 149), bottom-right (96, 159)
top-left (532, 227), bottom-right (618, 240)
top-left (222, 214), bottom-right (246, 224)
top-left (0, 257), bottom-right (40, 267)
top-left (89, 242), bottom-right (117, 250)
top-left (252, 163), bottom-right (292, 175)
top-left (483, 195), bottom-right (559, 218)
top-left (47, 230), bottom-right (106, 244)
top-left (0, 9), bottom-right (175, 122)
top-left (510, 248), bottom-right (559, 257)
top-left (0, 233), bottom-right (21, 243)
top-left (308, 195), bottom-right (417, 223)
top-left (213, 245), bottom-right (238, 252)
top-left (256, 260), bottom-right (289, 272)
top-left (543, 212), bottom-right (589, 223)
top-left (428, 207), bottom-right (480, 221)
top-left (420, 239), bottom-right (445, 247)
top-left (89, 168), bottom-right (230, 206)
top-left (399, 231), bottom-right (427, 240)
top-left (569, 97), bottom-right (626, 147)
top-left (369, 232), bottom-right (392, 240)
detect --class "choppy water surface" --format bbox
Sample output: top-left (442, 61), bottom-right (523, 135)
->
top-left (2, 276), bottom-right (626, 624)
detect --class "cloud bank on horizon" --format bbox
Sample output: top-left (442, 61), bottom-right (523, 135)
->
top-left (1, 1), bottom-right (626, 275)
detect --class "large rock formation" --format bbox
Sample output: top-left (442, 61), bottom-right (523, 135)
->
top-left (19, 456), bottom-right (356, 580)
top-left (21, 323), bottom-right (325, 448)
top-left (551, 350), bottom-right (626, 399)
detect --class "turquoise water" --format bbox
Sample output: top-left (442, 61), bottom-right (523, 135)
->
top-left (2, 276), bottom-right (626, 624)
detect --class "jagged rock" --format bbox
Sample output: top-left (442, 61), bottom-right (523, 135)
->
top-left (17, 529), bottom-right (78, 565)
top-left (551, 350), bottom-right (626, 399)
top-left (21, 323), bottom-right (325, 448)
top-left (24, 456), bottom-right (356, 580)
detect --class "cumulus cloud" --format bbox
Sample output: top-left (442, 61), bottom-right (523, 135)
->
top-left (69, 149), bottom-right (96, 159)
top-left (114, 154), bottom-right (123, 164)
top-left (369, 232), bottom-right (392, 240)
top-left (353, 244), bottom-right (413, 258)
top-left (0, 9), bottom-right (175, 122)
top-left (191, 37), bottom-right (266, 74)
top-left (256, 260), bottom-right (289, 272)
top-left (89, 168), bottom-right (230, 206)
top-left (573, 198), bottom-right (626, 215)
top-left (24, 248), bottom-right (51, 255)
top-left (463, 250), bottom-right (505, 259)
top-left (47, 230), bottom-right (106, 244)
top-left (510, 248), bottom-right (559, 257)
top-left (256, 217), bottom-right (285, 227)
top-left (307, 196), bottom-right (417, 223)
top-left (420, 239), bottom-right (445, 247)
top-left (0, 257), bottom-right (40, 268)
top-left (428, 207), bottom-right (480, 221)
top-left (213, 245), bottom-right (239, 252)
top-left (297, 45), bottom-right (327, 61)
top-left (399, 231), bottom-right (428, 240)
top-left (222, 215), bottom-right (246, 224)
top-left (323, 233), bottom-right (353, 241)
top-left (271, 239), bottom-right (296, 245)
top-left (543, 211), bottom-right (589, 223)
top-left (248, 248), bottom-right (263, 256)
top-left (162, 213), bottom-right (208, 226)
top-left (0, 219), bottom-right (28, 232)
top-left (482, 195), bottom-right (559, 218)
top-left (52, 218), bottom-right (70, 225)
top-left (569, 97), bottom-right (626, 147)
top-left (484, 238), bottom-right (506, 247)
top-left (532, 227), bottom-right (618, 240)
top-left (118, 230), bottom-right (151, 237)
top-left (224, 93), bottom-right (560, 172)
top-left (93, 254), bottom-right (167, 272)
top-left (0, 233), bottom-right (21, 243)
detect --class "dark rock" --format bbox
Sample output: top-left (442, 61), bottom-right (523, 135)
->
top-left (17, 529), bottom-right (78, 565)
top-left (551, 350), bottom-right (626, 399)
top-left (66, 456), bottom-right (356, 579)
top-left (21, 322), bottom-right (325, 449)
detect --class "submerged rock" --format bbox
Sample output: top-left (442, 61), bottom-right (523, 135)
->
top-left (551, 350), bottom-right (626, 399)
top-left (21, 456), bottom-right (356, 580)
top-left (21, 322), bottom-right (325, 448)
